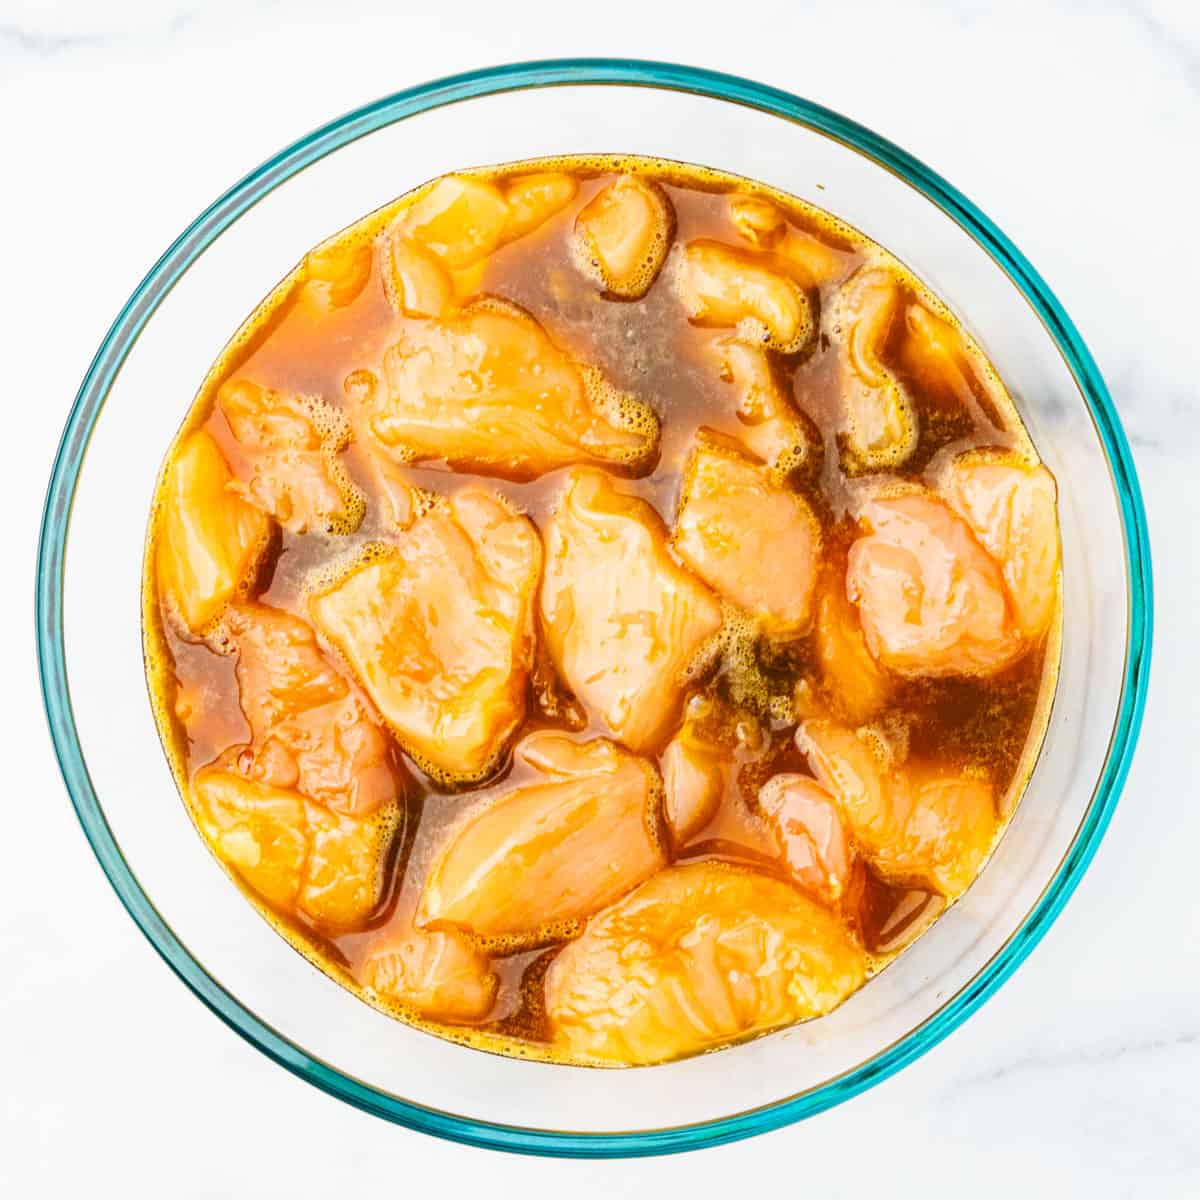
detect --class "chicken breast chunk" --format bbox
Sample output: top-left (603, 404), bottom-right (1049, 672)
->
top-left (189, 603), bottom-right (403, 930)
top-left (828, 268), bottom-right (916, 471)
top-left (545, 862), bottom-right (866, 1064)
top-left (813, 576), bottom-right (891, 723)
top-left (156, 430), bottom-right (271, 633)
top-left (573, 174), bottom-right (675, 299)
top-left (218, 379), bottom-right (363, 535)
top-left (676, 240), bottom-right (813, 353)
top-left (359, 926), bottom-right (498, 1023)
top-left (942, 455), bottom-right (1060, 640)
top-left (710, 337), bottom-right (815, 473)
top-left (758, 774), bottom-right (858, 909)
top-left (418, 732), bottom-right (664, 941)
top-left (358, 300), bottom-right (659, 479)
top-left (224, 603), bottom-right (399, 817)
top-left (847, 490), bottom-right (1023, 677)
top-left (540, 468), bottom-right (724, 752)
top-left (191, 768), bottom-right (394, 930)
top-left (309, 487), bottom-right (541, 784)
top-left (797, 719), bottom-right (997, 898)
top-left (674, 432), bottom-right (820, 637)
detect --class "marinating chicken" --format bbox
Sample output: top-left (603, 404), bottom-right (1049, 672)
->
top-left (217, 379), bottom-right (363, 535)
top-left (711, 337), bottom-right (814, 472)
top-left (676, 240), bottom-right (813, 353)
top-left (901, 303), bottom-right (1013, 432)
top-left (396, 175), bottom-right (511, 269)
top-left (660, 694), bottom-right (727, 849)
top-left (727, 194), bottom-right (787, 249)
top-left (418, 733), bottom-right (664, 941)
top-left (303, 236), bottom-right (373, 309)
top-left (156, 430), bottom-right (271, 633)
top-left (384, 235), bottom-right (454, 318)
top-left (394, 172), bottom-right (578, 277)
top-left (674, 432), bottom-right (820, 637)
top-left (943, 454), bottom-right (1060, 640)
top-left (540, 468), bottom-right (724, 752)
top-left (572, 174), bottom-right (674, 299)
top-left (847, 490), bottom-right (1023, 677)
top-left (503, 171), bottom-right (578, 241)
top-left (342, 368), bottom-right (419, 530)
top-left (727, 195), bottom-right (850, 288)
top-left (191, 768), bottom-right (394, 929)
top-left (758, 774), bottom-right (858, 909)
top-left (545, 862), bottom-right (867, 1064)
top-left (358, 300), bottom-right (659, 479)
top-left (310, 487), bottom-right (540, 784)
top-left (813, 576), bottom-right (891, 723)
top-left (797, 719), bottom-right (997, 898)
top-left (187, 604), bottom-right (402, 929)
top-left (223, 603), bottom-right (400, 817)
top-left (829, 267), bottom-right (917, 471)
top-left (360, 926), bottom-right (498, 1023)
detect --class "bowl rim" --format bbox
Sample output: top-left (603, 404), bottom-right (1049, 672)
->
top-left (36, 57), bottom-right (1153, 1158)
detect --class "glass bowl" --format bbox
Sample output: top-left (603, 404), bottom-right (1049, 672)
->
top-left (37, 59), bottom-right (1152, 1157)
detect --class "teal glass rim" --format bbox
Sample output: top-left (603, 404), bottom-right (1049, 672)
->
top-left (36, 58), bottom-right (1153, 1157)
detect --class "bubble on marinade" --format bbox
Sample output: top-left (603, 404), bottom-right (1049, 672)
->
top-left (342, 367), bottom-right (379, 407)
top-left (401, 739), bottom-right (516, 794)
top-left (578, 366), bottom-right (662, 468)
top-left (301, 538), bottom-right (397, 601)
top-left (681, 605), bottom-right (801, 722)
top-left (570, 176), bottom-right (676, 301)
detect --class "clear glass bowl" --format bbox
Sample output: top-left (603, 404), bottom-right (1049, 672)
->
top-left (37, 59), bottom-right (1152, 1156)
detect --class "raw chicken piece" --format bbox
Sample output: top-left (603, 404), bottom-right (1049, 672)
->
top-left (674, 432), bottom-right (820, 637)
top-left (191, 769), bottom-right (306, 912)
top-left (758, 774), bottom-right (857, 908)
top-left (847, 490), bottom-right (1023, 677)
top-left (224, 604), bottom-right (400, 818)
top-left (573, 175), bottom-right (674, 298)
top-left (396, 175), bottom-right (510, 269)
top-left (359, 300), bottom-right (659, 479)
top-left (191, 604), bottom-right (402, 928)
top-left (418, 732), bottom-right (664, 941)
top-left (218, 379), bottom-right (363, 535)
top-left (660, 695), bottom-right (727, 849)
top-left (545, 862), bottom-right (866, 1064)
top-left (814, 577), bottom-right (891, 723)
top-left (302, 800), bottom-right (397, 928)
top-left (342, 369), bottom-right (418, 530)
top-left (829, 268), bottom-right (916, 471)
top-left (711, 337), bottom-right (814, 471)
top-left (540, 468), bottom-right (724, 752)
top-left (676, 240), bottom-right (813, 354)
top-left (727, 195), bottom-right (848, 287)
top-left (797, 719), bottom-right (997, 898)
top-left (360, 926), bottom-right (497, 1023)
top-left (384, 235), bottom-right (454, 318)
top-left (191, 768), bottom-right (394, 929)
top-left (503, 171), bottom-right (578, 241)
top-left (303, 236), bottom-right (373, 308)
top-left (901, 304), bottom-right (1012, 428)
top-left (942, 455), bottom-right (1060, 639)
top-left (156, 430), bottom-right (270, 633)
top-left (309, 487), bottom-right (542, 784)
top-left (661, 734), bottom-right (722, 849)
top-left (391, 171), bottom-right (577, 287)
top-left (727, 194), bottom-right (787, 248)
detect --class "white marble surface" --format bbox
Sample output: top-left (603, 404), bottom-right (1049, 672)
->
top-left (3, 0), bottom-right (1197, 1194)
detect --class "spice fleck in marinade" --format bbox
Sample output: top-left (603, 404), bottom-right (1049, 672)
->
top-left (143, 156), bottom-right (1061, 1066)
